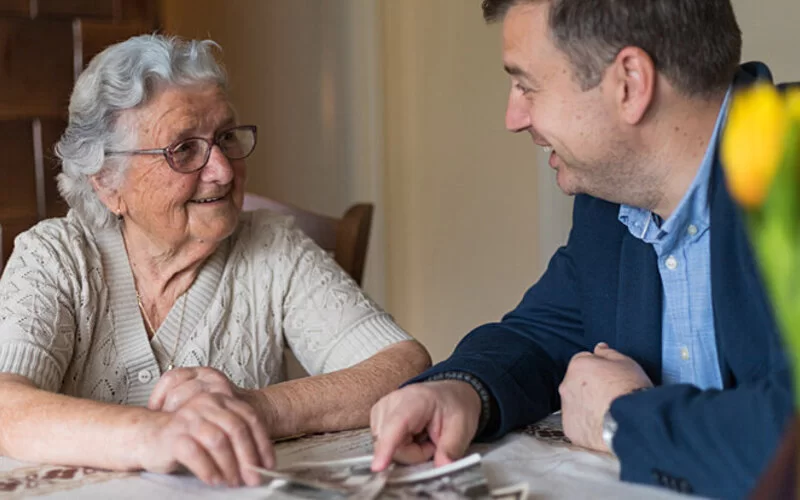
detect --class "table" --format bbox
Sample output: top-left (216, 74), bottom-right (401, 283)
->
top-left (0, 415), bottom-right (692, 499)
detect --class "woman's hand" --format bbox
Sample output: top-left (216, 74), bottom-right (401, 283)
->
top-left (148, 367), bottom-right (246, 412)
top-left (137, 391), bottom-right (274, 487)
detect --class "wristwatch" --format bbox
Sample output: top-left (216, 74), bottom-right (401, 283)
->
top-left (602, 386), bottom-right (651, 456)
top-left (601, 409), bottom-right (619, 455)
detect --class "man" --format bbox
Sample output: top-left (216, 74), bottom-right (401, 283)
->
top-left (369, 0), bottom-right (794, 497)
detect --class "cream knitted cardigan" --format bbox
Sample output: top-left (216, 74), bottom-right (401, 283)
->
top-left (0, 209), bottom-right (410, 406)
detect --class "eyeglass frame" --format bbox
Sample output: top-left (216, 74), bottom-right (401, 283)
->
top-left (104, 125), bottom-right (258, 174)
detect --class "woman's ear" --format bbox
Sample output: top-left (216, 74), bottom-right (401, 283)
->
top-left (608, 46), bottom-right (656, 125)
top-left (90, 172), bottom-right (126, 218)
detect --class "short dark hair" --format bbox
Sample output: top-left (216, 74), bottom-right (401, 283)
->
top-left (481, 0), bottom-right (742, 97)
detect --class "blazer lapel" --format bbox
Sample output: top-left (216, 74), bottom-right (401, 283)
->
top-left (708, 61), bottom-right (781, 387)
top-left (616, 232), bottom-right (664, 384)
top-left (709, 158), bottom-right (785, 386)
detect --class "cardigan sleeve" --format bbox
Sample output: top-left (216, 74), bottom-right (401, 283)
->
top-left (0, 222), bottom-right (79, 391)
top-left (255, 214), bottom-right (410, 375)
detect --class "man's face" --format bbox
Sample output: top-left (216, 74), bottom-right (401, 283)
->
top-left (502, 2), bottom-right (636, 201)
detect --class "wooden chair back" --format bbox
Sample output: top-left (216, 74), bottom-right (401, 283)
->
top-left (242, 193), bottom-right (374, 286)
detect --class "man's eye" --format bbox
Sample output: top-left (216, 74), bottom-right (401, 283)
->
top-left (515, 83), bottom-right (533, 95)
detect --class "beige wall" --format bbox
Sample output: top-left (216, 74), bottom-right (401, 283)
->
top-left (160, 0), bottom-right (389, 304)
top-left (160, 0), bottom-right (545, 363)
top-left (161, 1), bottom-right (354, 216)
top-left (160, 0), bottom-right (800, 364)
top-left (733, 0), bottom-right (800, 83)
top-left (381, 1), bottom-right (541, 362)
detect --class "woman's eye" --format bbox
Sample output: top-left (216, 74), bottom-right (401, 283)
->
top-left (218, 131), bottom-right (237, 143)
top-left (172, 140), bottom-right (201, 158)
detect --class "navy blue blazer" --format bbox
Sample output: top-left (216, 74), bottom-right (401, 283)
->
top-left (415, 62), bottom-right (794, 499)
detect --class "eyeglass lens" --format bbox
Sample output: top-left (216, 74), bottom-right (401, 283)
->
top-left (170, 127), bottom-right (256, 172)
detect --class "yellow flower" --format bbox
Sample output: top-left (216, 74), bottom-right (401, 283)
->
top-left (721, 84), bottom-right (789, 209)
top-left (788, 88), bottom-right (800, 120)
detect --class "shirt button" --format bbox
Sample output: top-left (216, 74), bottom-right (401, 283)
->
top-left (687, 224), bottom-right (698, 236)
top-left (665, 256), bottom-right (678, 270)
top-left (680, 347), bottom-right (690, 361)
top-left (137, 369), bottom-right (152, 384)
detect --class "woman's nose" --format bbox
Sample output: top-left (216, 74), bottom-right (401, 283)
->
top-left (200, 145), bottom-right (235, 184)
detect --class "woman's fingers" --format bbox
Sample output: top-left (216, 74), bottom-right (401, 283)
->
top-left (149, 369), bottom-right (198, 410)
top-left (198, 399), bottom-right (271, 487)
top-left (160, 379), bottom-right (207, 412)
top-left (149, 367), bottom-right (234, 411)
top-left (188, 416), bottom-right (243, 487)
top-left (148, 373), bottom-right (273, 488)
top-left (224, 397), bottom-right (275, 470)
top-left (172, 433), bottom-right (225, 486)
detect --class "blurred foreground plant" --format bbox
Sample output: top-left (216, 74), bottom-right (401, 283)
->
top-left (722, 83), bottom-right (800, 402)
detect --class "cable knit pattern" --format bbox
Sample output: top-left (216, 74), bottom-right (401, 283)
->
top-left (0, 209), bottom-right (410, 406)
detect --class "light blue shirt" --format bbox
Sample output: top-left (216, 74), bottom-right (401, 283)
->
top-left (617, 90), bottom-right (731, 390)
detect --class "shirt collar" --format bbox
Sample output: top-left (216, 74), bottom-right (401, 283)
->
top-left (618, 87), bottom-right (732, 247)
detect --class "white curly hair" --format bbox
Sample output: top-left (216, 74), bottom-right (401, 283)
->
top-left (55, 34), bottom-right (228, 228)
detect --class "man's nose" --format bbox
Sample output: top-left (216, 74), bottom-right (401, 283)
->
top-left (505, 92), bottom-right (531, 132)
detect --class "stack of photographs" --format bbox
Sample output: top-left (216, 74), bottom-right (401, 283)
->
top-left (251, 453), bottom-right (528, 499)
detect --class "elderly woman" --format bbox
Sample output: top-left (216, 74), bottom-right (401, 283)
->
top-left (0, 34), bottom-right (430, 487)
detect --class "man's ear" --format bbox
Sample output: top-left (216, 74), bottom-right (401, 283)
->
top-left (90, 172), bottom-right (125, 217)
top-left (607, 46), bottom-right (656, 125)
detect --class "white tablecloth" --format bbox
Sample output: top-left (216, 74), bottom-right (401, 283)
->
top-left (0, 418), bottom-right (692, 499)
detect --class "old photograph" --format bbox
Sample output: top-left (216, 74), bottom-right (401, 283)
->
top-left (253, 452), bottom-right (494, 499)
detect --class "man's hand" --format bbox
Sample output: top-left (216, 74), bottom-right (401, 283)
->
top-left (559, 343), bottom-right (653, 452)
top-left (370, 380), bottom-right (482, 472)
top-left (148, 367), bottom-right (247, 412)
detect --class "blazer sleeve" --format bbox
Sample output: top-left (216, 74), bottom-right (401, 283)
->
top-left (407, 224), bottom-right (589, 439)
top-left (610, 373), bottom-right (792, 498)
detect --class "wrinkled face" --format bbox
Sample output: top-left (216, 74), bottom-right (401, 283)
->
top-left (115, 83), bottom-right (246, 249)
top-left (502, 3), bottom-right (635, 200)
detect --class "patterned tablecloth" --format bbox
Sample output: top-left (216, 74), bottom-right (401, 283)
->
top-left (0, 414), bottom-right (693, 499)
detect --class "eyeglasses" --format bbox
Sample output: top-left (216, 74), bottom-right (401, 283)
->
top-left (105, 125), bottom-right (257, 174)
